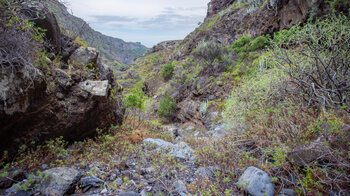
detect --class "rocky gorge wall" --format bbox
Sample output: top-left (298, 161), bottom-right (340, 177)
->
top-left (176, 0), bottom-right (335, 59)
top-left (0, 2), bottom-right (124, 158)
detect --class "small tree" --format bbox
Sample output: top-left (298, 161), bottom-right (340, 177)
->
top-left (158, 95), bottom-right (177, 119)
top-left (122, 82), bottom-right (147, 129)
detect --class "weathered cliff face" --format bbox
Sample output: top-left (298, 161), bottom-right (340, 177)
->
top-left (0, 3), bottom-right (124, 157)
top-left (207, 0), bottom-right (235, 17)
top-left (176, 0), bottom-right (334, 59)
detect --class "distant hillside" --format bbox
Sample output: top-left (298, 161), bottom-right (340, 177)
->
top-left (44, 0), bottom-right (148, 65)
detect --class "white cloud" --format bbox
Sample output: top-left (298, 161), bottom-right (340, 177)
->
top-left (65, 0), bottom-right (210, 47)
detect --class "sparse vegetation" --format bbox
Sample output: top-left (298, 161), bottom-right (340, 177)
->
top-left (162, 62), bottom-right (175, 80)
top-left (221, 14), bottom-right (350, 194)
top-left (1, 0), bottom-right (349, 195)
top-left (0, 0), bottom-right (46, 71)
top-left (271, 14), bottom-right (350, 111)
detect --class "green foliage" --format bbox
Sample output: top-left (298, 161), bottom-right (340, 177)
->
top-left (158, 95), bottom-right (177, 118)
top-left (232, 35), bottom-right (252, 51)
top-left (0, 0), bottom-right (46, 71)
top-left (193, 41), bottom-right (222, 64)
top-left (75, 37), bottom-right (88, 47)
top-left (123, 82), bottom-right (147, 110)
top-left (162, 62), bottom-right (175, 80)
top-left (232, 35), bottom-right (269, 53)
top-left (326, 0), bottom-right (349, 12)
top-left (271, 14), bottom-right (350, 110)
top-left (223, 67), bottom-right (286, 128)
top-left (122, 82), bottom-right (148, 129)
top-left (221, 15), bottom-right (350, 194)
top-left (248, 35), bottom-right (269, 51)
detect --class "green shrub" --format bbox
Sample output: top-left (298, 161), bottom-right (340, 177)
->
top-left (248, 35), bottom-right (269, 51)
top-left (162, 62), bottom-right (175, 80)
top-left (232, 35), bottom-right (252, 52)
top-left (158, 95), bottom-right (177, 118)
top-left (223, 67), bottom-right (287, 129)
top-left (271, 14), bottom-right (350, 111)
top-left (232, 35), bottom-right (269, 53)
top-left (192, 41), bottom-right (222, 64)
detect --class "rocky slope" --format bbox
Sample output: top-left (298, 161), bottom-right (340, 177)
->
top-left (121, 0), bottom-right (348, 128)
top-left (0, 0), bottom-right (349, 195)
top-left (0, 1), bottom-right (124, 159)
top-left (114, 0), bottom-right (349, 194)
top-left (44, 0), bottom-right (148, 65)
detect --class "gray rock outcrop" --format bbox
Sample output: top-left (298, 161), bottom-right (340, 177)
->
top-left (37, 167), bottom-right (81, 196)
top-left (69, 46), bottom-right (99, 67)
top-left (237, 166), bottom-right (274, 196)
top-left (143, 139), bottom-right (194, 160)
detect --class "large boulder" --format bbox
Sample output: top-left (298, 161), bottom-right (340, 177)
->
top-left (0, 66), bottom-right (45, 115)
top-left (0, 53), bottom-right (124, 160)
top-left (37, 167), bottom-right (81, 196)
top-left (237, 166), bottom-right (274, 196)
top-left (69, 47), bottom-right (99, 67)
top-left (170, 142), bottom-right (194, 161)
top-left (143, 138), bottom-right (174, 150)
top-left (33, 12), bottom-right (62, 53)
top-left (80, 176), bottom-right (104, 192)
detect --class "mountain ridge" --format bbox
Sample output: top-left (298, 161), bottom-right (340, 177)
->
top-left (44, 0), bottom-right (148, 66)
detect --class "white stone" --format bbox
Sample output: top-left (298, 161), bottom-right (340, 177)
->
top-left (80, 80), bottom-right (109, 97)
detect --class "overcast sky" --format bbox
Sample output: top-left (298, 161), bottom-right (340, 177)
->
top-left (65, 0), bottom-right (210, 47)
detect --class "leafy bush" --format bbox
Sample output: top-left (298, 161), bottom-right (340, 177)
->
top-left (162, 62), bottom-right (174, 80)
top-left (232, 35), bottom-right (269, 53)
top-left (232, 35), bottom-right (252, 52)
top-left (158, 95), bottom-right (177, 119)
top-left (248, 35), bottom-right (269, 51)
top-left (271, 14), bottom-right (350, 111)
top-left (192, 41), bottom-right (222, 64)
top-left (223, 67), bottom-right (287, 129)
